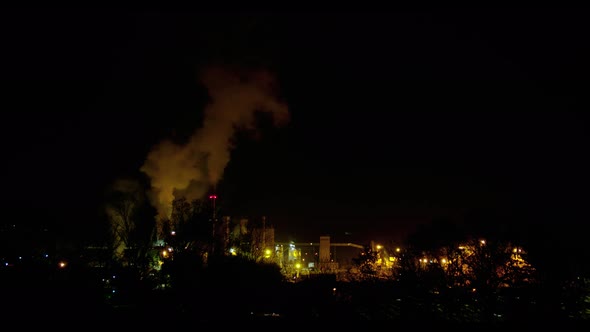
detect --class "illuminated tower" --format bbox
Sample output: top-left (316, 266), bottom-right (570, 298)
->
top-left (318, 235), bottom-right (338, 272)
top-left (319, 235), bottom-right (331, 263)
top-left (209, 194), bottom-right (219, 255)
top-left (209, 194), bottom-right (217, 220)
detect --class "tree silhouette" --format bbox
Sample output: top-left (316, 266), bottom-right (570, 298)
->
top-left (105, 178), bottom-right (156, 270)
top-left (166, 197), bottom-right (214, 255)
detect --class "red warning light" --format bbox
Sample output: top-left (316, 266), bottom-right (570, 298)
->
top-left (209, 195), bottom-right (217, 199)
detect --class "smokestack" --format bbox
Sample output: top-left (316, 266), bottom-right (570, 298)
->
top-left (224, 215), bottom-right (230, 252)
top-left (208, 194), bottom-right (218, 220)
top-left (262, 215), bottom-right (266, 251)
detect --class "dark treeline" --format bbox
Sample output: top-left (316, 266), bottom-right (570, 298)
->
top-left (1, 194), bottom-right (589, 325)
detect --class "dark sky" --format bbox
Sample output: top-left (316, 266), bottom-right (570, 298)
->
top-left (2, 9), bottom-right (589, 245)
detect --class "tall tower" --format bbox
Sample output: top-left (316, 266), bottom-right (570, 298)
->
top-left (209, 194), bottom-right (219, 255)
top-left (262, 216), bottom-right (266, 251)
top-left (318, 235), bottom-right (338, 272)
top-left (319, 235), bottom-right (331, 263)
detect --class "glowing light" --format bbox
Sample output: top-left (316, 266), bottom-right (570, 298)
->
top-left (58, 261), bottom-right (67, 268)
top-left (396, 248), bottom-right (401, 252)
top-left (295, 263), bottom-right (301, 269)
top-left (376, 245), bottom-right (382, 250)
top-left (162, 250), bottom-right (169, 258)
top-left (265, 249), bottom-right (271, 256)
top-left (171, 231), bottom-right (176, 236)
top-left (480, 240), bottom-right (486, 245)
top-left (209, 195), bottom-right (217, 199)
top-left (441, 258), bottom-right (447, 264)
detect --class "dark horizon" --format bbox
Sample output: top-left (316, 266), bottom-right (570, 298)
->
top-left (1, 9), bottom-right (589, 249)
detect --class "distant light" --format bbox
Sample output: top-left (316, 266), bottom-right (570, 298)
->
top-left (4, 263), bottom-right (7, 266)
top-left (480, 240), bottom-right (486, 245)
top-left (295, 263), bottom-right (301, 269)
top-left (209, 195), bottom-right (217, 199)
top-left (171, 231), bottom-right (176, 236)
top-left (112, 290), bottom-right (116, 293)
top-left (18, 257), bottom-right (22, 260)
top-left (513, 248), bottom-right (518, 253)
top-left (168, 247), bottom-right (173, 252)
top-left (112, 275), bottom-right (116, 279)
top-left (44, 254), bottom-right (49, 258)
top-left (265, 249), bottom-right (271, 255)
top-left (396, 248), bottom-right (401, 252)
top-left (376, 245), bottom-right (382, 250)
top-left (441, 258), bottom-right (447, 264)
top-left (58, 261), bottom-right (67, 268)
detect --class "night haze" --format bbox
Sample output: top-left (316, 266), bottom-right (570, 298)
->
top-left (2, 9), bottom-right (589, 256)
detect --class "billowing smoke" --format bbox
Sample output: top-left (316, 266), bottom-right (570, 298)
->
top-left (140, 65), bottom-right (289, 232)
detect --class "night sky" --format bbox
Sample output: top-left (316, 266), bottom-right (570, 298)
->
top-left (2, 10), bottom-right (589, 247)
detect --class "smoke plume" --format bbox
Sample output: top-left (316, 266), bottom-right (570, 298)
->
top-left (140, 66), bottom-right (289, 229)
